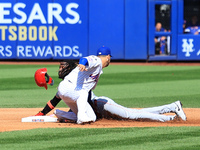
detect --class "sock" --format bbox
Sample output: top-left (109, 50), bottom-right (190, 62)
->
top-left (41, 96), bottom-right (61, 115)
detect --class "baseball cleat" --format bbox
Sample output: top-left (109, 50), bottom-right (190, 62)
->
top-left (35, 111), bottom-right (44, 116)
top-left (174, 101), bottom-right (187, 121)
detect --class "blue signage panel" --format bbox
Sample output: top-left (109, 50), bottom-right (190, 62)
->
top-left (0, 0), bottom-right (88, 59)
top-left (88, 0), bottom-right (124, 59)
top-left (53, 0), bottom-right (88, 59)
top-left (125, 0), bottom-right (147, 60)
top-left (0, 0), bottom-right (17, 59)
top-left (16, 0), bottom-right (53, 59)
top-left (178, 35), bottom-right (200, 60)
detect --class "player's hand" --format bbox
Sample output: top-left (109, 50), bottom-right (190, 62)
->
top-left (78, 64), bottom-right (88, 72)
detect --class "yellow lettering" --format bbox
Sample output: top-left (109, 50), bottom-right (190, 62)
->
top-left (29, 26), bottom-right (37, 41)
top-left (49, 26), bottom-right (58, 41)
top-left (39, 26), bottom-right (47, 41)
top-left (0, 26), bottom-right (59, 41)
top-left (19, 26), bottom-right (27, 41)
top-left (0, 26), bottom-right (8, 41)
top-left (9, 26), bottom-right (17, 41)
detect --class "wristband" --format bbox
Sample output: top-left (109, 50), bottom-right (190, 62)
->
top-left (79, 57), bottom-right (88, 66)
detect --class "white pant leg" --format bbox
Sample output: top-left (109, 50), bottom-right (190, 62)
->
top-left (54, 106), bottom-right (96, 122)
top-left (58, 80), bottom-right (96, 123)
top-left (85, 102), bottom-right (96, 121)
top-left (127, 109), bottom-right (174, 122)
top-left (63, 99), bottom-right (78, 114)
top-left (76, 90), bottom-right (96, 123)
top-left (96, 96), bottom-right (133, 119)
top-left (58, 80), bottom-right (79, 114)
top-left (139, 103), bottom-right (176, 114)
top-left (96, 96), bottom-right (174, 122)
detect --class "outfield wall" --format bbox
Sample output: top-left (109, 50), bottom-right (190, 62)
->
top-left (0, 0), bottom-right (199, 61)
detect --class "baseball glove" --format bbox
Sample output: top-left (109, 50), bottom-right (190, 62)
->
top-left (58, 60), bottom-right (78, 79)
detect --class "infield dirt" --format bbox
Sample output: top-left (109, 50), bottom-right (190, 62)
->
top-left (0, 108), bottom-right (199, 132)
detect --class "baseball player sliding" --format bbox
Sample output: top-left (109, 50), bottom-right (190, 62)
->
top-left (35, 46), bottom-right (112, 124)
top-left (54, 91), bottom-right (186, 122)
top-left (34, 48), bottom-right (186, 123)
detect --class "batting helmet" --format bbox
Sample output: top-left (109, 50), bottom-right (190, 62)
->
top-left (34, 68), bottom-right (54, 90)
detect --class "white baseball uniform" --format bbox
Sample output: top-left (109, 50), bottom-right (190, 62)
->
top-left (54, 92), bottom-right (178, 122)
top-left (57, 55), bottom-right (103, 124)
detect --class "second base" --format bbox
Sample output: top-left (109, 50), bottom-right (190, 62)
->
top-left (21, 116), bottom-right (58, 122)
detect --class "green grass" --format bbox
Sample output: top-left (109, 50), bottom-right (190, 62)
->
top-left (1, 64), bottom-right (200, 108)
top-left (1, 63), bottom-right (200, 149)
top-left (0, 127), bottom-right (200, 150)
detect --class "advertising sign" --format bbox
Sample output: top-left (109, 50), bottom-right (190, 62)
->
top-left (0, 0), bottom-right (88, 59)
top-left (178, 35), bottom-right (200, 60)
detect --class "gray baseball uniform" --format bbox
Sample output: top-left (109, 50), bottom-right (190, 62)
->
top-left (54, 92), bottom-right (180, 122)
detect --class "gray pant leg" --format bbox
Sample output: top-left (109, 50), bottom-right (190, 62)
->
top-left (140, 103), bottom-right (176, 114)
top-left (54, 109), bottom-right (77, 121)
top-left (95, 97), bottom-right (174, 122)
top-left (127, 109), bottom-right (174, 122)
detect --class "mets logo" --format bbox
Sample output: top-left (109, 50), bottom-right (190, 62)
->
top-left (89, 74), bottom-right (99, 81)
top-left (182, 39), bottom-right (194, 57)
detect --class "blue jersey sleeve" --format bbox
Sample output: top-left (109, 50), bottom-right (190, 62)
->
top-left (79, 57), bottom-right (89, 66)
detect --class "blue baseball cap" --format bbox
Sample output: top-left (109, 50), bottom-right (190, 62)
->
top-left (97, 46), bottom-right (112, 57)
